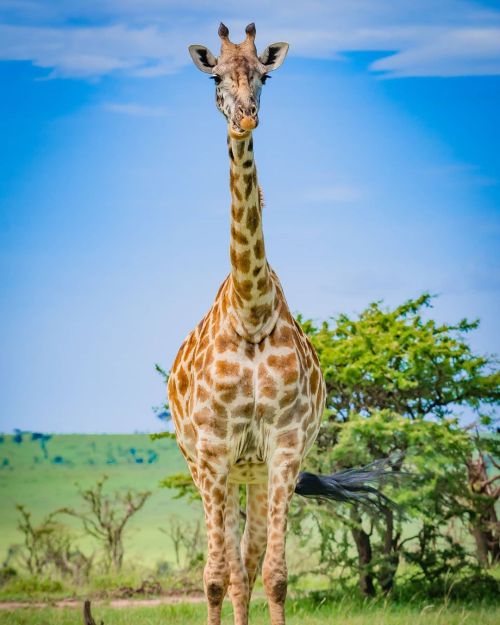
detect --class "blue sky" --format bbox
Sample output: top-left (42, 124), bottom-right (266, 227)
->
top-left (0, 1), bottom-right (499, 433)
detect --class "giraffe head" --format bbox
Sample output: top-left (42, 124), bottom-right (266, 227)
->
top-left (189, 23), bottom-right (289, 139)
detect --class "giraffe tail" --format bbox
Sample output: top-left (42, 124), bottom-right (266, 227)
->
top-left (294, 457), bottom-right (408, 513)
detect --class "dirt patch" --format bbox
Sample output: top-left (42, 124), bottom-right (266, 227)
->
top-left (0, 593), bottom-right (206, 610)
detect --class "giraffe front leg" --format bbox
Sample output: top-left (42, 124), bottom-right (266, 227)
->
top-left (198, 455), bottom-right (230, 625)
top-left (225, 482), bottom-right (249, 625)
top-left (263, 454), bottom-right (301, 625)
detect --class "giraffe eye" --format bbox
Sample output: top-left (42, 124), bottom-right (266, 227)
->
top-left (210, 75), bottom-right (222, 85)
top-left (261, 74), bottom-right (271, 84)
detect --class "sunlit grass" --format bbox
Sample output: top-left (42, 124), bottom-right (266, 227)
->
top-left (2, 597), bottom-right (500, 625)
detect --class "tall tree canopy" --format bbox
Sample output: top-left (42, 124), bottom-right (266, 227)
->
top-left (294, 294), bottom-right (499, 595)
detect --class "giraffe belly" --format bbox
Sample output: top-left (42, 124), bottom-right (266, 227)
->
top-left (228, 461), bottom-right (267, 485)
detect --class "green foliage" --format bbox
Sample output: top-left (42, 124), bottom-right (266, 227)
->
top-left (151, 432), bottom-right (176, 441)
top-left (295, 294), bottom-right (499, 595)
top-left (5, 505), bottom-right (92, 583)
top-left (6, 476), bottom-right (154, 587)
top-left (160, 473), bottom-right (199, 502)
top-left (300, 293), bottom-right (498, 422)
top-left (0, 575), bottom-right (63, 599)
top-left (12, 505), bottom-right (61, 576)
top-left (152, 363), bottom-right (173, 435)
top-left (154, 364), bottom-right (169, 383)
top-left (0, 565), bottom-right (17, 586)
top-left (153, 294), bottom-right (499, 598)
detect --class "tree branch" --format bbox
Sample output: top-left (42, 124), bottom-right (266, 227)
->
top-left (83, 600), bottom-right (103, 625)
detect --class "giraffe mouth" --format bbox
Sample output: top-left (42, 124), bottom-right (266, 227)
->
top-left (229, 122), bottom-right (251, 140)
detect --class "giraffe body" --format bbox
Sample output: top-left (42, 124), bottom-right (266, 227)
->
top-left (168, 24), bottom-right (325, 625)
top-left (169, 271), bottom-right (325, 484)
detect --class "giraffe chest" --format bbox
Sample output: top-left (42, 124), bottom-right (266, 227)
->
top-left (192, 316), bottom-right (298, 404)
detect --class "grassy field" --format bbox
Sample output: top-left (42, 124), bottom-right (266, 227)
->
top-left (1, 433), bottom-right (499, 622)
top-left (0, 433), bottom-right (201, 567)
top-left (1, 598), bottom-right (500, 625)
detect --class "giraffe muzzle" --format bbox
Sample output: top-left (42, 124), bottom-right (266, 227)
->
top-left (240, 116), bottom-right (257, 131)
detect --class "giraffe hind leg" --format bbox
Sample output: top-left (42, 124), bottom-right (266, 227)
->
top-left (225, 483), bottom-right (249, 625)
top-left (241, 482), bottom-right (268, 598)
top-left (263, 454), bottom-right (301, 625)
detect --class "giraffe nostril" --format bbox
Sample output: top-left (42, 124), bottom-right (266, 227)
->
top-left (250, 105), bottom-right (257, 116)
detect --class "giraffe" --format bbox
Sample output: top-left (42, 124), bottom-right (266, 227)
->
top-left (168, 22), bottom-right (390, 625)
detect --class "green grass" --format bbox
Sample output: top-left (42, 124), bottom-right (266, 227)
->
top-left (1, 598), bottom-right (500, 625)
top-left (0, 433), bottom-right (202, 566)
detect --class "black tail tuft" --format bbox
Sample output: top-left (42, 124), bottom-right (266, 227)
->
top-left (294, 458), bottom-right (407, 513)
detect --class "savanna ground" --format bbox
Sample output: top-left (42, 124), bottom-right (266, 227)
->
top-left (2, 599), bottom-right (500, 625)
top-left (1, 433), bottom-right (499, 624)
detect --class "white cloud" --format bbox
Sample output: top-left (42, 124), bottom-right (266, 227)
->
top-left (0, 23), bottom-right (187, 78)
top-left (101, 102), bottom-right (168, 116)
top-left (0, 1), bottom-right (499, 79)
top-left (371, 27), bottom-right (500, 77)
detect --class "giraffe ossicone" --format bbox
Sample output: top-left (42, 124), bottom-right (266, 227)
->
top-left (170, 23), bottom-right (325, 625)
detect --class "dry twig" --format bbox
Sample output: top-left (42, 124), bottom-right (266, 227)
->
top-left (83, 600), bottom-right (103, 625)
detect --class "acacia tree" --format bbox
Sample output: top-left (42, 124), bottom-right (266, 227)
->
top-left (13, 505), bottom-right (61, 575)
top-left (8, 505), bottom-right (93, 581)
top-left (295, 294), bottom-right (499, 596)
top-left (60, 476), bottom-right (151, 572)
top-left (160, 515), bottom-right (205, 570)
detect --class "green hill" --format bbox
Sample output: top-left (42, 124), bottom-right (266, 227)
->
top-left (0, 433), bottom-right (201, 567)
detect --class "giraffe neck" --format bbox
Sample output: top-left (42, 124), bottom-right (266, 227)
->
top-left (226, 132), bottom-right (279, 343)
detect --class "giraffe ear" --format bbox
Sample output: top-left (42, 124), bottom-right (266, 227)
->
top-left (259, 42), bottom-right (289, 71)
top-left (188, 45), bottom-right (218, 73)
